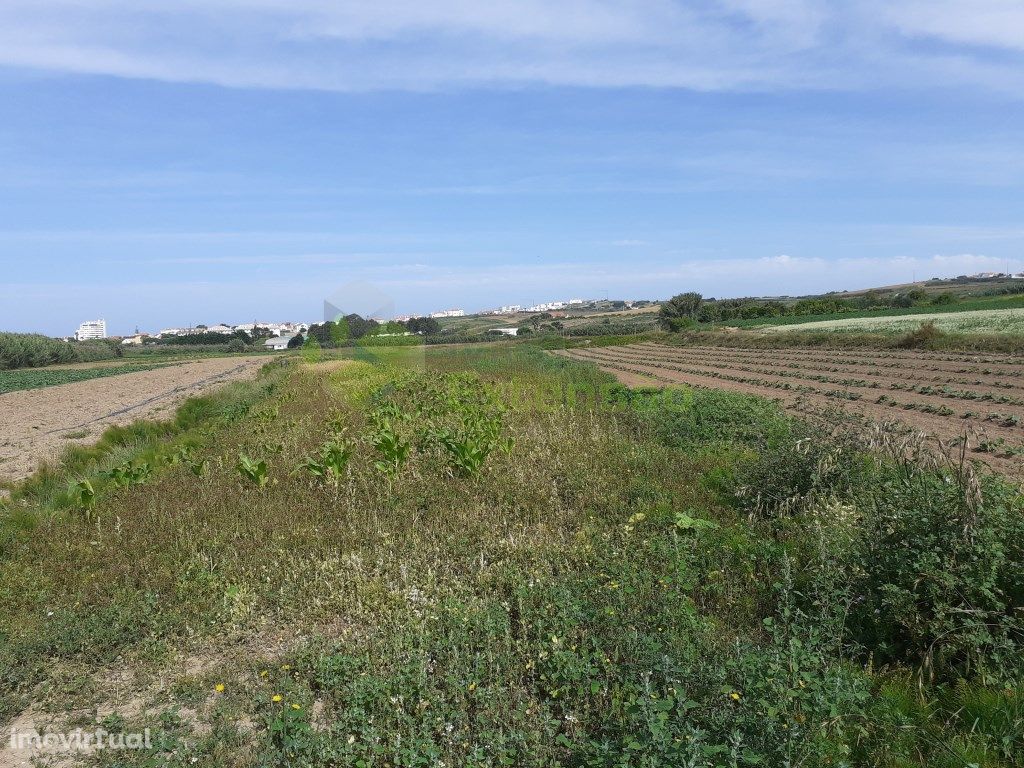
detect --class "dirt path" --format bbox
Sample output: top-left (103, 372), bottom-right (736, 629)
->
top-left (0, 357), bottom-right (267, 483)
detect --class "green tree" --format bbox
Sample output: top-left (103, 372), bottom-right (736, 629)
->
top-left (405, 316), bottom-right (441, 335)
top-left (658, 292), bottom-right (703, 330)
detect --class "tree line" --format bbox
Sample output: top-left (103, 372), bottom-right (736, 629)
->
top-left (659, 289), bottom-right (960, 329)
top-left (304, 315), bottom-right (441, 348)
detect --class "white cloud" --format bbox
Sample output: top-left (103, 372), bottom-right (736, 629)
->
top-left (0, 1), bottom-right (1021, 93)
top-left (881, 0), bottom-right (1024, 51)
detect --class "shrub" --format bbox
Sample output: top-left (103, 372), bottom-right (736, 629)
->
top-left (0, 332), bottom-right (119, 370)
top-left (844, 469), bottom-right (1024, 682)
top-left (895, 320), bottom-right (946, 348)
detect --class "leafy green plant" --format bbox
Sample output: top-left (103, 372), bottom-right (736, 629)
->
top-left (69, 478), bottom-right (96, 519)
top-left (369, 424), bottom-right (410, 475)
top-left (297, 438), bottom-right (352, 483)
top-left (436, 429), bottom-right (492, 476)
top-left (235, 454), bottom-right (270, 489)
top-left (101, 460), bottom-right (153, 489)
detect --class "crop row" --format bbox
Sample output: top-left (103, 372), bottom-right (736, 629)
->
top-left (574, 350), bottom-right (869, 402)
top-left (602, 347), bottom-right (1024, 406)
top-left (633, 341), bottom-right (1024, 370)
top-left (632, 342), bottom-right (1024, 377)
top-left (572, 349), bottom-right (1017, 428)
top-left (641, 346), bottom-right (1024, 391)
top-left (0, 362), bottom-right (170, 394)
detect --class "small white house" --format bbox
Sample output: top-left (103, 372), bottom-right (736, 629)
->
top-left (264, 335), bottom-right (296, 351)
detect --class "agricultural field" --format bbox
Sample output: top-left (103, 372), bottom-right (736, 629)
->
top-left (561, 341), bottom-right (1024, 476)
top-left (0, 345), bottom-right (1021, 767)
top-left (0, 356), bottom-right (266, 483)
top-left (759, 307), bottom-right (1024, 335)
top-left (0, 361), bottom-right (172, 394)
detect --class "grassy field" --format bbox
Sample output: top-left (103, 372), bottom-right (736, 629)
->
top-left (0, 347), bottom-right (1021, 766)
top-left (0, 361), bottom-right (174, 394)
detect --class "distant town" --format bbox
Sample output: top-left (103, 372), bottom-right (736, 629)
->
top-left (72, 296), bottom-right (597, 342)
top-left (72, 272), bottom-right (1024, 343)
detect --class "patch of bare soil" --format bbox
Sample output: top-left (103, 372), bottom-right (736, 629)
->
top-left (0, 357), bottom-right (266, 483)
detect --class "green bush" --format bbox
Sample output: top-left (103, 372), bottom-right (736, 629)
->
top-left (846, 468), bottom-right (1024, 682)
top-left (0, 332), bottom-right (119, 370)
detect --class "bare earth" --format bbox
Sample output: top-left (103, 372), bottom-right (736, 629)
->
top-left (0, 357), bottom-right (266, 483)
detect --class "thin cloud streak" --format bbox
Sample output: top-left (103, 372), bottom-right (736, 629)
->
top-left (0, 2), bottom-right (1022, 93)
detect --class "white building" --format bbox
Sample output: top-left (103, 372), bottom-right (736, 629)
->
top-left (430, 309), bottom-right (466, 318)
top-left (264, 335), bottom-right (296, 351)
top-left (75, 319), bottom-right (107, 341)
top-left (526, 301), bottom-right (566, 312)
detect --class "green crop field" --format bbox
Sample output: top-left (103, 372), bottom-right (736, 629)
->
top-left (1, 347), bottom-right (1021, 766)
top-left (0, 362), bottom-right (174, 394)
top-left (763, 306), bottom-right (1024, 335)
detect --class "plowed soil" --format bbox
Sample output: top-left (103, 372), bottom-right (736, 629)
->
top-left (0, 357), bottom-right (266, 483)
top-left (558, 343), bottom-right (1024, 477)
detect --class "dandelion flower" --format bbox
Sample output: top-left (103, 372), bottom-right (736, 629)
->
top-left (291, 703), bottom-right (301, 710)
top-left (272, 694), bottom-right (283, 703)
top-left (215, 683), bottom-right (225, 693)
top-left (729, 691), bottom-right (741, 701)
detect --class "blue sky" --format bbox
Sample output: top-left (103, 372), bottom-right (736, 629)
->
top-left (1, 1), bottom-right (1023, 335)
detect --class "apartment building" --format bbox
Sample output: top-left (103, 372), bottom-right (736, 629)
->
top-left (74, 319), bottom-right (107, 341)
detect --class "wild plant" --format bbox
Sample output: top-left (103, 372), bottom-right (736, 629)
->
top-left (187, 457), bottom-right (210, 477)
top-left (368, 422), bottom-right (410, 475)
top-left (297, 438), bottom-right (352, 483)
top-left (101, 460), bottom-right (152, 489)
top-left (236, 454), bottom-right (270, 489)
top-left (69, 478), bottom-right (96, 520)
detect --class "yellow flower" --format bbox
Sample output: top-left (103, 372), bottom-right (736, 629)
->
top-left (281, 664), bottom-right (291, 671)
top-left (215, 683), bottom-right (225, 693)
top-left (259, 670), bottom-right (268, 678)
top-left (291, 703), bottom-right (301, 710)
top-left (468, 682), bottom-right (477, 692)
top-left (729, 691), bottom-right (741, 701)
top-left (272, 694), bottom-right (283, 703)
